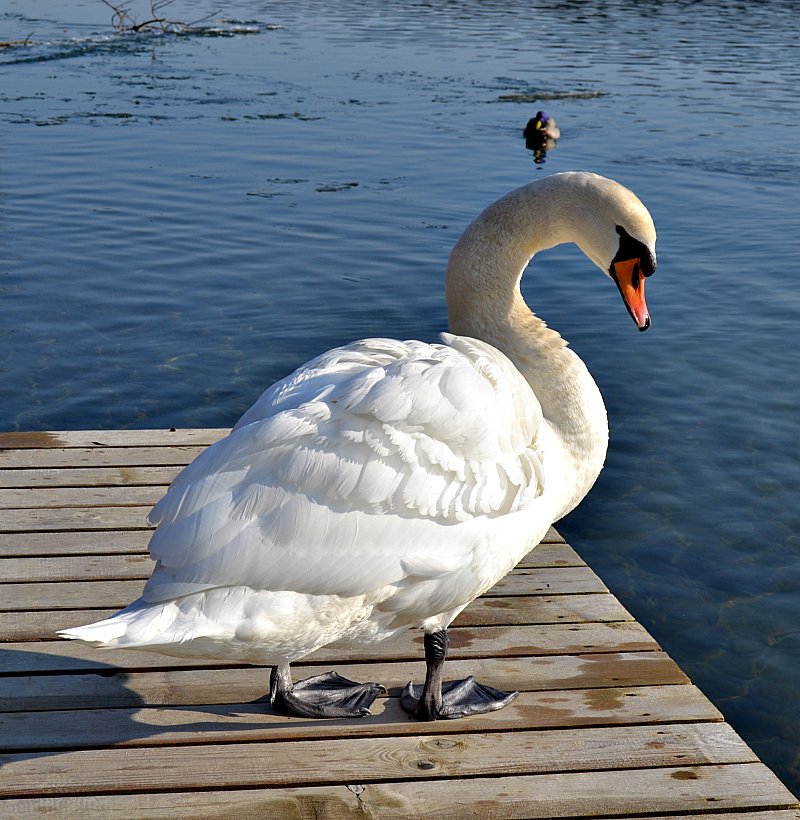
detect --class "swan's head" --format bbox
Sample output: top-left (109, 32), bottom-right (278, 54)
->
top-left (561, 172), bottom-right (657, 331)
top-left (609, 223), bottom-right (656, 331)
top-left (446, 171), bottom-right (657, 337)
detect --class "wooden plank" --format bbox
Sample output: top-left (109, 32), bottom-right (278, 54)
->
top-left (0, 609), bottom-right (120, 641)
top-left (488, 566), bottom-right (606, 595)
top-left (2, 764), bottom-right (796, 819)
top-left (0, 622), bottom-right (658, 675)
top-left (0, 594), bottom-right (632, 641)
top-left (0, 465), bottom-right (183, 489)
top-left (0, 505), bottom-right (155, 532)
top-left (0, 579), bottom-right (146, 610)
top-left (0, 565), bottom-right (603, 609)
top-left (0, 723), bottom-right (754, 797)
top-left (0, 529), bottom-right (152, 556)
top-left (458, 594), bottom-right (631, 626)
top-left (0, 485), bottom-right (167, 509)
top-left (0, 446), bottom-right (208, 470)
top-left (0, 505), bottom-right (152, 532)
top-left (0, 686), bottom-right (721, 752)
top-left (0, 555), bottom-right (154, 583)
top-left (543, 525), bottom-right (564, 543)
top-left (0, 652), bottom-right (687, 712)
top-left (0, 428), bottom-right (229, 449)
top-left (518, 541), bottom-right (585, 567)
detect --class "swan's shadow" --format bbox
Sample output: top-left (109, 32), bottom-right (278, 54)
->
top-left (0, 647), bottom-right (411, 766)
top-left (0, 647), bottom-right (307, 765)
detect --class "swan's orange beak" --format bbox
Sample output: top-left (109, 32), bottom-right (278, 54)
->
top-left (613, 258), bottom-right (650, 331)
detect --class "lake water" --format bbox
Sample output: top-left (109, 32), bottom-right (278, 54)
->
top-left (2, 0), bottom-right (798, 796)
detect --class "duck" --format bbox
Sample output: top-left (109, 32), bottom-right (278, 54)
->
top-left (58, 171), bottom-right (657, 722)
top-left (523, 110), bottom-right (560, 141)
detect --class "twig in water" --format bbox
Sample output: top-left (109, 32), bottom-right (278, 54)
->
top-left (100, 0), bottom-right (188, 34)
top-left (0, 33), bottom-right (33, 48)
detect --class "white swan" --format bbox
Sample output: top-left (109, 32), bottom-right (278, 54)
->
top-left (59, 171), bottom-right (656, 721)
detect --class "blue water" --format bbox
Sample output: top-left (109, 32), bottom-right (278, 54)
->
top-left (2, 0), bottom-right (798, 795)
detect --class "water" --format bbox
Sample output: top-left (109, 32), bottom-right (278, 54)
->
top-left (2, 0), bottom-right (799, 795)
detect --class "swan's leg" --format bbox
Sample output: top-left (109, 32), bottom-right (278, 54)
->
top-left (400, 629), bottom-right (518, 720)
top-left (269, 664), bottom-right (385, 719)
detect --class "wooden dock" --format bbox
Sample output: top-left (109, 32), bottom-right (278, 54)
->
top-left (0, 428), bottom-right (797, 818)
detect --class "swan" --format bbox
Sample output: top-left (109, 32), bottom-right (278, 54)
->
top-left (523, 111), bottom-right (561, 141)
top-left (59, 171), bottom-right (656, 721)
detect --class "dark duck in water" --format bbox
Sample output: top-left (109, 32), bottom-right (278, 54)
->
top-left (523, 111), bottom-right (560, 141)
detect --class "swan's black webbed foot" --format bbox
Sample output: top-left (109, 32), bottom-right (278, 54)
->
top-left (269, 666), bottom-right (385, 719)
top-left (399, 629), bottom-right (518, 720)
top-left (401, 676), bottom-right (518, 720)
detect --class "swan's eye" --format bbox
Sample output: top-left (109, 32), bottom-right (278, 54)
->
top-left (640, 253), bottom-right (656, 278)
top-left (613, 225), bottom-right (656, 278)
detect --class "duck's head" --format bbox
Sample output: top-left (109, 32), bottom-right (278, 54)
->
top-left (523, 112), bottom-right (555, 142)
top-left (559, 172), bottom-right (657, 331)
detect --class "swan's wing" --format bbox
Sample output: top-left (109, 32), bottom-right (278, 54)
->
top-left (143, 335), bottom-right (545, 605)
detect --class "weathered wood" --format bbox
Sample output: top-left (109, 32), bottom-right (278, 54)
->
top-left (0, 485), bottom-right (167, 509)
top-left (0, 554), bottom-right (154, 583)
top-left (2, 765), bottom-right (796, 819)
top-left (0, 723), bottom-right (753, 797)
top-left (0, 609), bottom-right (119, 641)
top-left (0, 445), bottom-right (208, 470)
top-left (0, 579), bottom-right (146, 610)
top-left (0, 529), bottom-right (152, 556)
top-left (0, 652), bottom-right (688, 712)
top-left (458, 594), bottom-right (630, 626)
top-left (0, 622), bottom-right (658, 675)
top-left (517, 541), bottom-right (584, 566)
top-left (0, 465), bottom-right (183, 489)
top-left (0, 686), bottom-right (721, 751)
top-left (0, 428), bottom-right (229, 449)
top-left (488, 566), bottom-right (606, 595)
top-left (0, 505), bottom-right (153, 531)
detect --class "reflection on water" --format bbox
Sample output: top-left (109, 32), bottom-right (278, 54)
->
top-left (1, 0), bottom-right (799, 796)
top-left (526, 138), bottom-right (555, 166)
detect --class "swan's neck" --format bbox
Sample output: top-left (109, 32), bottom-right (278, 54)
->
top-left (445, 181), bottom-right (609, 518)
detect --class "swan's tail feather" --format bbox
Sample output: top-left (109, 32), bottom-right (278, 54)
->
top-left (56, 600), bottom-right (177, 648)
top-left (57, 617), bottom-right (129, 647)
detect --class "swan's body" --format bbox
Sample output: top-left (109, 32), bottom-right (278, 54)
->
top-left (59, 172), bottom-right (656, 720)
